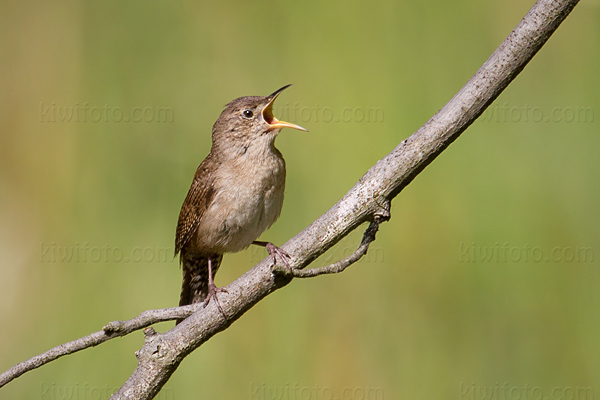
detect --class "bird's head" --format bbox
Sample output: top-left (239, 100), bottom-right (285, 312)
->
top-left (211, 85), bottom-right (307, 154)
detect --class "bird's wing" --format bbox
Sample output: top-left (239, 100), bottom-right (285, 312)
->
top-left (175, 162), bottom-right (215, 256)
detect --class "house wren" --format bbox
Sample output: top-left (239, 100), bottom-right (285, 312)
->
top-left (174, 85), bottom-right (307, 316)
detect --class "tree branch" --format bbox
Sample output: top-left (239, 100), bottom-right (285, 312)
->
top-left (0, 0), bottom-right (580, 398)
top-left (274, 209), bottom-right (390, 278)
top-left (0, 304), bottom-right (202, 387)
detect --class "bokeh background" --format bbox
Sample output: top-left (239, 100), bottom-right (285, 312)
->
top-left (1, 1), bottom-right (599, 399)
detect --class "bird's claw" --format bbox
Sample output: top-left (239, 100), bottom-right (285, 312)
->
top-left (203, 283), bottom-right (228, 316)
top-left (264, 243), bottom-right (294, 275)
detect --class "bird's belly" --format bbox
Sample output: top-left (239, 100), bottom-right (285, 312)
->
top-left (192, 167), bottom-right (285, 254)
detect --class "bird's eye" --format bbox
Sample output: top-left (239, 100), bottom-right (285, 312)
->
top-left (242, 109), bottom-right (254, 119)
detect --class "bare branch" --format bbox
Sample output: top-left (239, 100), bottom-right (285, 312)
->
top-left (275, 210), bottom-right (390, 278)
top-left (0, 304), bottom-right (202, 388)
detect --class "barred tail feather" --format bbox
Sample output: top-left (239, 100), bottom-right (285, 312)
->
top-left (177, 251), bottom-right (222, 324)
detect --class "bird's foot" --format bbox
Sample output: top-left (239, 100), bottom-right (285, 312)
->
top-left (203, 283), bottom-right (228, 316)
top-left (252, 240), bottom-right (294, 275)
top-left (265, 242), bottom-right (294, 275)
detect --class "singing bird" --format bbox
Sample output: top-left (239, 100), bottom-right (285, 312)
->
top-left (175, 85), bottom-right (307, 317)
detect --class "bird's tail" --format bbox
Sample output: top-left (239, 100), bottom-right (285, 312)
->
top-left (177, 251), bottom-right (222, 324)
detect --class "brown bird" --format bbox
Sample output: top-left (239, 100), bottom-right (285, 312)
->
top-left (175, 85), bottom-right (307, 318)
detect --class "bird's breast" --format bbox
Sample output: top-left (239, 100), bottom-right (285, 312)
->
top-left (192, 151), bottom-right (286, 254)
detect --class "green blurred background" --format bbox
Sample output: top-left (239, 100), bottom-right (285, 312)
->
top-left (1, 0), bottom-right (599, 399)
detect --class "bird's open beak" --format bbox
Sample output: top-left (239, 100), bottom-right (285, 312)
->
top-left (262, 84), bottom-right (308, 132)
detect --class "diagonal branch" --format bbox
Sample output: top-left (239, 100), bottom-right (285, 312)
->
top-left (0, 0), bottom-right (580, 398)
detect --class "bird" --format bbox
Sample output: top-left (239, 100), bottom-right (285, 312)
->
top-left (174, 84), bottom-right (307, 319)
